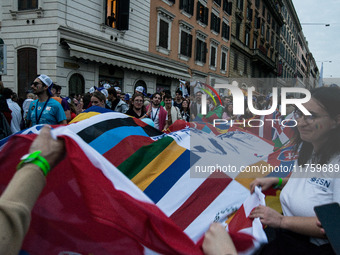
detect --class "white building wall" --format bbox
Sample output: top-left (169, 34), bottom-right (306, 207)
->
top-left (1, 0), bottom-right (185, 96)
top-left (57, 0), bottom-right (150, 51)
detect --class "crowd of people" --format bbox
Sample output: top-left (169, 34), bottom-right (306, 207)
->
top-left (1, 74), bottom-right (294, 136)
top-left (0, 75), bottom-right (339, 254)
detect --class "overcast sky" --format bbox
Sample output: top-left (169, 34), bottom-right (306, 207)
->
top-left (291, 0), bottom-right (340, 84)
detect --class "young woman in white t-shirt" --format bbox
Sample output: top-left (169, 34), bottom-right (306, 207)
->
top-left (248, 86), bottom-right (340, 255)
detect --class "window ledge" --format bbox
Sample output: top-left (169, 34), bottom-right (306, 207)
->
top-left (195, 61), bottom-right (205, 67)
top-left (100, 24), bottom-right (125, 38)
top-left (157, 46), bottom-right (170, 55)
top-left (178, 54), bottom-right (190, 61)
top-left (222, 37), bottom-right (229, 43)
top-left (197, 20), bottom-right (207, 28)
top-left (223, 10), bottom-right (232, 16)
top-left (209, 66), bottom-right (217, 71)
top-left (220, 70), bottom-right (226, 74)
top-left (10, 7), bottom-right (44, 19)
top-left (180, 10), bottom-right (192, 19)
top-left (161, 0), bottom-right (175, 6)
top-left (211, 30), bottom-right (219, 36)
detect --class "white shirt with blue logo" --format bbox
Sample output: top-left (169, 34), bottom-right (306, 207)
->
top-left (280, 155), bottom-right (340, 246)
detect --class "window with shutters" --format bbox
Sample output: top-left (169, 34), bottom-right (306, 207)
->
top-left (106, 0), bottom-right (130, 30)
top-left (222, 0), bottom-right (232, 15)
top-left (156, 7), bottom-right (175, 55)
top-left (18, 0), bottom-right (38, 10)
top-left (233, 53), bottom-right (238, 70)
top-left (261, 22), bottom-right (265, 36)
top-left (222, 22), bottom-right (230, 41)
top-left (236, 0), bottom-right (243, 10)
top-left (253, 37), bottom-right (257, 49)
top-left (180, 31), bottom-right (192, 58)
top-left (236, 18), bottom-right (241, 40)
top-left (210, 45), bottom-right (216, 68)
top-left (179, 20), bottom-right (193, 60)
top-left (246, 6), bottom-right (253, 21)
top-left (245, 29), bottom-right (250, 47)
top-left (262, 5), bottom-right (265, 16)
top-left (266, 26), bottom-right (270, 41)
top-left (197, 1), bottom-right (209, 26)
top-left (210, 12), bottom-right (221, 34)
top-left (220, 48), bottom-right (228, 73)
top-left (213, 0), bottom-right (221, 6)
top-left (244, 59), bottom-right (248, 74)
top-left (195, 38), bottom-right (207, 64)
top-left (255, 0), bottom-right (260, 9)
top-left (180, 0), bottom-right (194, 16)
top-left (159, 20), bottom-right (169, 49)
top-left (255, 15), bottom-right (260, 29)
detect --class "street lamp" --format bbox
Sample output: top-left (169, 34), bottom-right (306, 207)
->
top-left (301, 23), bottom-right (330, 27)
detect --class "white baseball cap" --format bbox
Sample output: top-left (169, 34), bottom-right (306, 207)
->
top-left (89, 87), bottom-right (95, 94)
top-left (103, 83), bottom-right (111, 89)
top-left (114, 86), bottom-right (121, 93)
top-left (135, 86), bottom-right (144, 93)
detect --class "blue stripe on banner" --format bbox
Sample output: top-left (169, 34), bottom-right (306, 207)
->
top-left (144, 150), bottom-right (201, 203)
top-left (84, 105), bottom-right (114, 113)
top-left (89, 126), bottom-right (150, 155)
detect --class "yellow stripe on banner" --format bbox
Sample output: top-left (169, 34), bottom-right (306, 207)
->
top-left (69, 112), bottom-right (101, 124)
top-left (132, 141), bottom-right (186, 191)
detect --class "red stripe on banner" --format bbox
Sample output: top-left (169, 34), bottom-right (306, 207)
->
top-left (133, 117), bottom-right (148, 127)
top-left (170, 171), bottom-right (232, 230)
top-left (228, 205), bottom-right (253, 233)
top-left (0, 133), bottom-right (203, 254)
top-left (61, 136), bottom-right (203, 255)
top-left (103, 135), bottom-right (154, 166)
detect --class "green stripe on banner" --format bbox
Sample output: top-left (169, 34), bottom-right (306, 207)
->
top-left (118, 136), bottom-right (174, 180)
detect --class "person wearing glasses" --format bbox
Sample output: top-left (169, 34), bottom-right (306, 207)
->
top-left (27, 75), bottom-right (67, 127)
top-left (247, 87), bottom-right (340, 255)
top-left (126, 93), bottom-right (147, 119)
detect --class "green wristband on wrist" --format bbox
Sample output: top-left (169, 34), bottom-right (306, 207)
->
top-left (273, 177), bottom-right (283, 189)
top-left (17, 150), bottom-right (51, 176)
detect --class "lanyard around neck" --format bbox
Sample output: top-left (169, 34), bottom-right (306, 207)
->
top-left (35, 98), bottom-right (50, 124)
top-left (151, 107), bottom-right (160, 122)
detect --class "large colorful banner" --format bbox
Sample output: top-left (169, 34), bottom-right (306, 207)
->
top-left (0, 111), bottom-right (296, 254)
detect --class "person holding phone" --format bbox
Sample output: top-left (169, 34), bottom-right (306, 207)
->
top-left (248, 86), bottom-right (340, 255)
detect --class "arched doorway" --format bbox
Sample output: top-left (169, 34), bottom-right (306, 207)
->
top-left (134, 80), bottom-right (147, 94)
top-left (69, 73), bottom-right (85, 96)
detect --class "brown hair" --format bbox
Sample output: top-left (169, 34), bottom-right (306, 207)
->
top-left (92, 91), bottom-right (106, 102)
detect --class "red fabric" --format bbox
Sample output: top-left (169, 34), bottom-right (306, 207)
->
top-left (0, 133), bottom-right (203, 255)
top-left (170, 172), bottom-right (232, 230)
